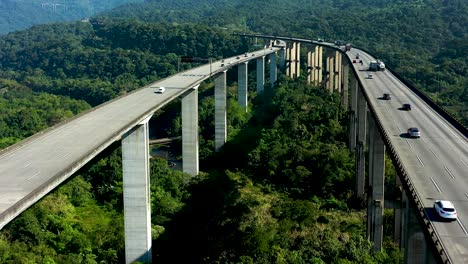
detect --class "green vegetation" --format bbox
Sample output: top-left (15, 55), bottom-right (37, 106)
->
top-left (107, 0), bottom-right (467, 124)
top-left (0, 0), bottom-right (144, 36)
top-left (1, 0), bottom-right (464, 262)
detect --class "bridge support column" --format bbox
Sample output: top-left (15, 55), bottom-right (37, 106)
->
top-left (295, 43), bottom-right (301, 78)
top-left (315, 46), bottom-right (323, 85)
top-left (182, 86), bottom-right (199, 176)
top-left (279, 48), bottom-right (286, 70)
top-left (326, 55), bottom-right (334, 92)
top-left (394, 176), bottom-right (403, 245)
top-left (122, 119), bottom-right (152, 264)
top-left (215, 71), bottom-right (227, 152)
top-left (238, 62), bottom-right (248, 111)
top-left (256, 56), bottom-right (265, 93)
top-left (286, 43), bottom-right (292, 77)
top-left (404, 202), bottom-right (437, 264)
top-left (342, 63), bottom-right (349, 109)
top-left (307, 50), bottom-right (312, 85)
top-left (349, 76), bottom-right (358, 151)
top-left (367, 117), bottom-right (385, 251)
top-left (334, 51), bottom-right (342, 92)
top-left (269, 52), bottom-right (277, 87)
top-left (356, 87), bottom-right (367, 200)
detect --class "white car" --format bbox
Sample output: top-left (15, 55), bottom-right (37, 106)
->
top-left (368, 74), bottom-right (373, 79)
top-left (434, 200), bottom-right (457, 220)
top-left (155, 87), bottom-right (166, 94)
top-left (407, 127), bottom-right (420, 138)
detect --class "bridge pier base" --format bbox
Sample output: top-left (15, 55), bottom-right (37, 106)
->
top-left (334, 51), bottom-right (342, 92)
top-left (238, 62), bottom-right (248, 111)
top-left (349, 76), bottom-right (358, 151)
top-left (315, 46), bottom-right (323, 85)
top-left (122, 120), bottom-right (152, 264)
top-left (270, 52), bottom-right (277, 87)
top-left (279, 48), bottom-right (286, 70)
top-left (342, 63), bottom-right (349, 109)
top-left (215, 71), bottom-right (227, 152)
top-left (182, 86), bottom-right (199, 176)
top-left (404, 201), bottom-right (437, 264)
top-left (367, 117), bottom-right (385, 251)
top-left (256, 56), bottom-right (265, 93)
top-left (356, 87), bottom-right (367, 200)
top-left (295, 43), bottom-right (301, 77)
top-left (326, 54), bottom-right (335, 92)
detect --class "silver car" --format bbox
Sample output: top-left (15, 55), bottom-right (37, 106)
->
top-left (407, 127), bottom-right (420, 138)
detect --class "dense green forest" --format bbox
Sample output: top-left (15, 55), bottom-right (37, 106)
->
top-left (107, 0), bottom-right (468, 124)
top-left (0, 0), bottom-right (144, 35)
top-left (0, 75), bottom-right (402, 262)
top-left (0, 0), bottom-right (465, 262)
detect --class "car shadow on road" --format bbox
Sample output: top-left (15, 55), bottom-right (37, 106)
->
top-left (424, 207), bottom-right (455, 222)
top-left (399, 133), bottom-right (411, 138)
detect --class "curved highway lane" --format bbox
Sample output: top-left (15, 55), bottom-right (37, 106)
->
top-left (348, 48), bottom-right (468, 263)
top-left (0, 47), bottom-right (279, 230)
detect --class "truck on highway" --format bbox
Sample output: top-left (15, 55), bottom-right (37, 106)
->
top-left (345, 43), bottom-right (352, 51)
top-left (369, 60), bottom-right (386, 71)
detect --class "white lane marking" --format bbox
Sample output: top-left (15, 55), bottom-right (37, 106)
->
top-left (416, 154), bottom-right (425, 166)
top-left (24, 162), bottom-right (33, 168)
top-left (27, 171), bottom-right (40, 181)
top-left (406, 140), bottom-right (413, 149)
top-left (421, 139), bottom-right (439, 159)
top-left (462, 160), bottom-right (468, 168)
top-left (456, 218), bottom-right (468, 236)
top-left (444, 166), bottom-right (456, 180)
top-left (403, 113), bottom-right (409, 122)
top-left (430, 177), bottom-right (442, 193)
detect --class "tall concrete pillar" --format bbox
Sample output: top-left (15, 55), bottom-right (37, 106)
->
top-left (122, 119), bottom-right (152, 264)
top-left (334, 51), bottom-right (342, 92)
top-left (307, 50), bottom-right (313, 84)
top-left (290, 42), bottom-right (297, 78)
top-left (286, 43), bottom-right (292, 77)
top-left (269, 52), bottom-right (277, 87)
top-left (182, 86), bottom-right (199, 176)
top-left (342, 63), bottom-right (349, 109)
top-left (256, 56), bottom-right (265, 93)
top-left (356, 87), bottom-right (367, 199)
top-left (326, 56), bottom-right (334, 92)
top-left (349, 76), bottom-right (358, 151)
top-left (317, 46), bottom-right (323, 85)
top-left (295, 43), bottom-right (301, 78)
top-left (367, 117), bottom-right (385, 251)
top-left (238, 62), bottom-right (248, 111)
top-left (404, 203), bottom-right (437, 264)
top-left (279, 48), bottom-right (286, 70)
top-left (215, 71), bottom-right (227, 152)
top-left (394, 176), bottom-right (403, 245)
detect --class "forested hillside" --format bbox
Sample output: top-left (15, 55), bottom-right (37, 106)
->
top-left (0, 0), bottom-right (144, 35)
top-left (0, 0), bottom-right (463, 263)
top-left (107, 0), bottom-right (468, 124)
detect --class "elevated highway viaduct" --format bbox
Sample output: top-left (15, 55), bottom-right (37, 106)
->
top-left (1, 33), bottom-right (467, 263)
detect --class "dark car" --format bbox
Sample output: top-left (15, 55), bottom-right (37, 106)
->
top-left (383, 93), bottom-right (391, 100)
top-left (402, 103), bottom-right (411, 110)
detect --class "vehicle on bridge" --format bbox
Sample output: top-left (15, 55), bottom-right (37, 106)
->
top-left (407, 127), bottom-right (421, 138)
top-left (155, 87), bottom-right (166, 94)
top-left (369, 60), bottom-right (386, 71)
top-left (383, 93), bottom-right (391, 100)
top-left (345, 43), bottom-right (352, 51)
top-left (434, 200), bottom-right (457, 220)
top-left (402, 103), bottom-right (412, 111)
